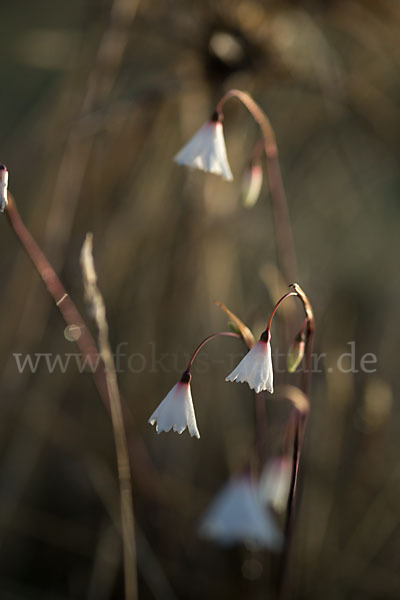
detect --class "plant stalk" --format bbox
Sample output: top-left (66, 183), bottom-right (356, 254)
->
top-left (5, 194), bottom-right (139, 599)
top-left (216, 89), bottom-right (298, 284)
top-left (279, 284), bottom-right (315, 599)
top-left (81, 233), bottom-right (138, 600)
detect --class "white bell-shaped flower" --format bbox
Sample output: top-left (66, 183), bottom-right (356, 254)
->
top-left (199, 476), bottom-right (283, 551)
top-left (174, 119), bottom-right (233, 181)
top-left (148, 374), bottom-right (200, 438)
top-left (225, 334), bottom-right (274, 394)
top-left (0, 163), bottom-right (8, 212)
top-left (258, 456), bottom-right (292, 513)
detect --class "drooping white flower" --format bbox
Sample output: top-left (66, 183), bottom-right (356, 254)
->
top-left (174, 118), bottom-right (233, 181)
top-left (225, 334), bottom-right (274, 394)
top-left (0, 163), bottom-right (8, 212)
top-left (199, 476), bottom-right (283, 551)
top-left (148, 375), bottom-right (200, 438)
top-left (258, 456), bottom-right (292, 513)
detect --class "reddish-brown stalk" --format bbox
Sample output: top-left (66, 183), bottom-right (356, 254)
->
top-left (265, 291), bottom-right (298, 333)
top-left (215, 89), bottom-right (297, 284)
top-left (5, 194), bottom-right (102, 387)
top-left (253, 290), bottom-right (298, 473)
top-left (5, 193), bottom-right (143, 599)
top-left (252, 290), bottom-right (298, 473)
top-left (290, 283), bottom-right (315, 398)
top-left (184, 331), bottom-right (241, 374)
top-left (279, 283), bottom-right (315, 599)
top-left (254, 284), bottom-right (315, 597)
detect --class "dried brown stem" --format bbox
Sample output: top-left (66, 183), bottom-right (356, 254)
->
top-left (81, 234), bottom-right (138, 600)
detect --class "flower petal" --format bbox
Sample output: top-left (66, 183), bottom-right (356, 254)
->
top-left (148, 382), bottom-right (200, 438)
top-left (226, 340), bottom-right (274, 394)
top-left (174, 121), bottom-right (233, 181)
top-left (199, 476), bottom-right (283, 550)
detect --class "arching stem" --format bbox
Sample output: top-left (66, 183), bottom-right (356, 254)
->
top-left (279, 284), bottom-right (315, 599)
top-left (216, 89), bottom-right (298, 283)
top-left (265, 291), bottom-right (298, 333)
top-left (184, 331), bottom-right (241, 375)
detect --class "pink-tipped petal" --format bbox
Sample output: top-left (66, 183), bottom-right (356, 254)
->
top-left (226, 340), bottom-right (274, 394)
top-left (148, 382), bottom-right (200, 438)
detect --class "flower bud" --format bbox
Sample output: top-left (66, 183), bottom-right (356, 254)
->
top-left (215, 300), bottom-right (255, 349)
top-left (241, 163), bottom-right (262, 208)
top-left (287, 330), bottom-right (305, 373)
top-left (228, 321), bottom-right (240, 335)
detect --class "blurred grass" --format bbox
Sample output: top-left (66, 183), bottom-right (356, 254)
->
top-left (0, 0), bottom-right (399, 598)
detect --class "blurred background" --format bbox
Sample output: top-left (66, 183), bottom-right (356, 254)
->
top-left (0, 0), bottom-right (399, 598)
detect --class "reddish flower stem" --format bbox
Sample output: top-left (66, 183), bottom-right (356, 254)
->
top-left (265, 291), bottom-right (298, 333)
top-left (251, 289), bottom-right (303, 475)
top-left (5, 194), bottom-right (102, 385)
top-left (185, 331), bottom-right (241, 373)
top-left (4, 193), bottom-right (157, 599)
top-left (279, 284), bottom-right (315, 599)
top-left (216, 89), bottom-right (297, 283)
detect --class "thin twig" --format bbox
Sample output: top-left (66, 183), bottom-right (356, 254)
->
top-left (81, 233), bottom-right (138, 600)
top-left (5, 193), bottom-right (103, 393)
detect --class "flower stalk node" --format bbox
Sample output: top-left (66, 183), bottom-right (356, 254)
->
top-left (260, 329), bottom-right (271, 343)
top-left (180, 370), bottom-right (191, 384)
top-left (211, 110), bottom-right (222, 123)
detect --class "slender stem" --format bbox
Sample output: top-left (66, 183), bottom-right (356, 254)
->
top-left (5, 195), bottom-right (140, 599)
top-left (290, 283), bottom-right (315, 398)
top-left (279, 412), bottom-right (303, 599)
top-left (254, 391), bottom-right (268, 473)
top-left (215, 90), bottom-right (277, 150)
top-left (279, 284), bottom-right (315, 599)
top-left (5, 194), bottom-right (106, 398)
top-left (255, 288), bottom-right (306, 478)
top-left (81, 234), bottom-right (138, 600)
top-left (216, 89), bottom-right (298, 283)
top-left (185, 331), bottom-right (241, 372)
top-left (250, 138), bottom-right (265, 165)
top-left (6, 193), bottom-right (160, 497)
top-left (287, 416), bottom-right (301, 522)
top-left (265, 291), bottom-right (298, 333)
